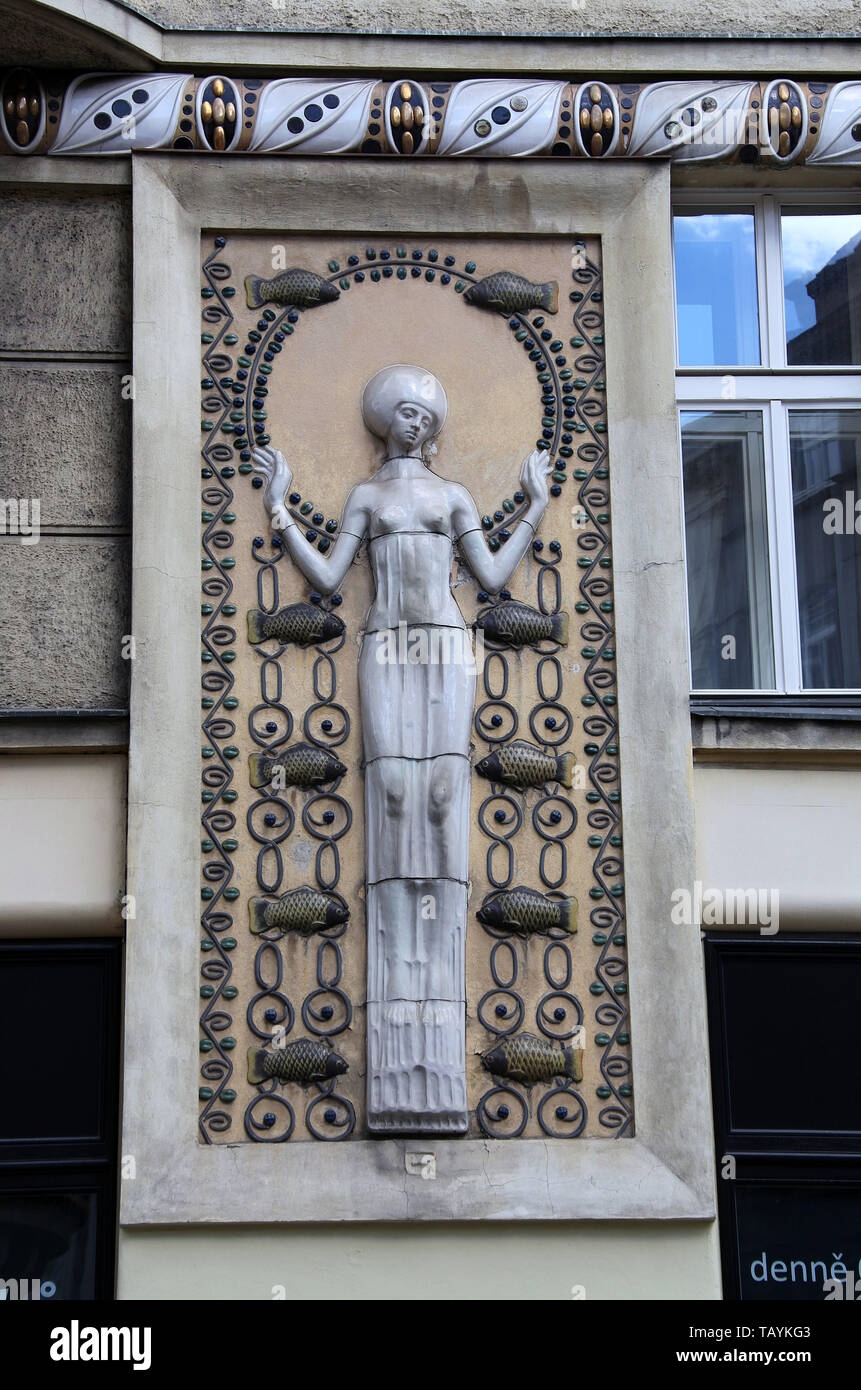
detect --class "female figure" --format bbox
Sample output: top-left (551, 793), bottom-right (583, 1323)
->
top-left (253, 365), bottom-right (552, 1133)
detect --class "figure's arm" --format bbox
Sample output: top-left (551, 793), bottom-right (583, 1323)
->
top-left (450, 449), bottom-right (553, 594)
top-left (252, 444), bottom-right (368, 595)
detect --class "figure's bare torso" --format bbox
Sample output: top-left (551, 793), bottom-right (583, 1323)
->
top-left (357, 472), bottom-right (467, 631)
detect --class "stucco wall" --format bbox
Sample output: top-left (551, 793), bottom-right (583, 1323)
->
top-left (119, 1223), bottom-right (722, 1300)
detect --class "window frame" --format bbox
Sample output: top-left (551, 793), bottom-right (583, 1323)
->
top-left (673, 189), bottom-right (861, 699)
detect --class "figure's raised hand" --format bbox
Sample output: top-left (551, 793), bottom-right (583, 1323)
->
top-left (252, 444), bottom-right (293, 529)
top-left (519, 447), bottom-right (554, 511)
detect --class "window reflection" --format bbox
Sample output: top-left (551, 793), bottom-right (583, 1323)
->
top-left (790, 410), bottom-right (861, 687)
top-left (674, 212), bottom-right (760, 366)
top-left (783, 212), bottom-right (861, 366)
top-left (682, 411), bottom-right (775, 690)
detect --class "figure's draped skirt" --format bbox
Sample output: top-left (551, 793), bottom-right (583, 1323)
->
top-left (359, 622), bottom-right (475, 1133)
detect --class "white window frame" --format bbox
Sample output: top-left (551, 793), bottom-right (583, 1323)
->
top-left (673, 189), bottom-right (861, 697)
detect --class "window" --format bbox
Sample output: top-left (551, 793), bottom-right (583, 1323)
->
top-left (673, 195), bottom-right (861, 697)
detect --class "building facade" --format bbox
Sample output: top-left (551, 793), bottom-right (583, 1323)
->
top-left (1, 0), bottom-right (859, 1301)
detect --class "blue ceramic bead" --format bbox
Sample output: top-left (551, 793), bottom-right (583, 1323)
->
top-left (289, 492), bottom-right (301, 504)
top-left (549, 810), bottom-right (562, 823)
top-left (494, 810), bottom-right (507, 823)
top-left (495, 1003), bottom-right (507, 1016)
top-left (265, 1008), bottom-right (277, 1022)
top-left (253, 536), bottom-right (264, 548)
top-left (266, 721), bottom-right (277, 732)
top-left (497, 1105), bottom-right (510, 1119)
top-left (500, 589), bottom-right (511, 600)
top-left (263, 1113), bottom-right (276, 1127)
top-left (323, 811), bottom-right (335, 824)
top-left (324, 1109), bottom-right (337, 1124)
top-left (331, 594), bottom-right (343, 605)
top-left (264, 813), bottom-right (276, 826)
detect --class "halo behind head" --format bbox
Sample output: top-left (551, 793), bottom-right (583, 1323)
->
top-left (361, 364), bottom-right (448, 441)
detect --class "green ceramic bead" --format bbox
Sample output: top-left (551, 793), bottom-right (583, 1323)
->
top-left (537, 371), bottom-right (551, 382)
top-left (608, 790), bottom-right (620, 802)
top-left (515, 329), bottom-right (528, 341)
top-left (201, 791), bottom-right (214, 803)
top-left (328, 259), bottom-right (339, 272)
top-left (200, 986), bottom-right (214, 997)
top-left (223, 558), bottom-right (235, 568)
top-left (224, 887), bottom-right (240, 901)
top-left (222, 986), bottom-right (238, 1000)
top-left (577, 557), bottom-right (591, 568)
top-left (221, 1037), bottom-right (236, 1050)
top-left (224, 333), bottom-right (238, 345)
top-left (202, 746), bottom-right (214, 757)
top-left (595, 421), bottom-right (607, 432)
top-left (573, 469), bottom-right (588, 480)
top-left (339, 278), bottom-right (350, 290)
top-left (371, 269), bottom-right (380, 282)
top-left (585, 791), bottom-right (600, 803)
top-left (201, 333), bottom-right (214, 343)
top-left (615, 983), bottom-right (627, 995)
top-left (597, 513), bottom-right (610, 524)
top-left (222, 652), bottom-right (236, 663)
top-left (200, 936), bottom-right (214, 947)
top-left (574, 601), bottom-right (589, 613)
top-left (619, 1084), bottom-right (633, 1097)
top-left (503, 499), bottom-right (515, 513)
top-left (199, 1038), bottom-right (214, 1051)
top-left (552, 472), bottom-right (567, 483)
top-left (222, 1089), bottom-right (237, 1103)
top-left (223, 604), bottom-right (237, 616)
top-left (201, 604), bottom-right (213, 615)
top-left (618, 1032), bottom-right (630, 1044)
top-left (587, 834), bottom-right (602, 846)
top-left (570, 336), bottom-right (584, 347)
top-left (397, 267), bottom-right (407, 280)
top-left (201, 652), bottom-right (213, 663)
top-left (581, 647), bottom-right (596, 657)
top-left (592, 932), bottom-right (607, 943)
top-left (605, 694), bottom-right (617, 705)
top-left (300, 501), bottom-right (313, 514)
top-left (238, 463), bottom-right (252, 474)
top-left (609, 835), bottom-right (622, 847)
top-left (596, 467), bottom-right (609, 478)
top-left (455, 280), bottom-right (465, 292)
top-left (202, 697), bottom-right (214, 709)
top-left (201, 839), bottom-right (214, 851)
top-left (590, 982), bottom-right (606, 994)
top-left (224, 746), bottom-right (239, 758)
top-left (589, 886), bottom-right (604, 898)
top-left (488, 537), bottom-right (500, 551)
top-left (201, 886), bottom-right (214, 899)
top-left (582, 694), bottom-right (596, 705)
top-left (223, 838), bottom-right (238, 851)
top-left (223, 790), bottom-right (238, 803)
top-left (397, 246), bottom-right (407, 258)
top-left (201, 422), bottom-right (214, 432)
top-left (596, 1085), bottom-right (611, 1098)
top-left (199, 1087), bottom-right (214, 1099)
top-left (595, 1033), bottom-right (611, 1046)
top-left (610, 885), bottom-right (624, 897)
top-left (559, 368), bottom-right (572, 380)
top-left (614, 933), bottom-right (626, 945)
top-left (237, 356), bottom-right (251, 367)
top-left (222, 937), bottom-right (237, 950)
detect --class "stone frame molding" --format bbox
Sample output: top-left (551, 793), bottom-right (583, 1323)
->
top-left (123, 153), bottom-right (715, 1223)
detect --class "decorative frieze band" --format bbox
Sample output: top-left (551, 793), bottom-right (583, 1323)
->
top-left (3, 69), bottom-right (860, 164)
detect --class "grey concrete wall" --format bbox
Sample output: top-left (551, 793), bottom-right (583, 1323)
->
top-left (0, 184), bottom-right (131, 712)
top-left (121, 0), bottom-right (861, 40)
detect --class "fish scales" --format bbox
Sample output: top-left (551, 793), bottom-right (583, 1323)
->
top-left (475, 739), bottom-right (575, 790)
top-left (464, 271), bottom-right (559, 316)
top-left (476, 887), bottom-right (577, 935)
top-left (476, 601), bottom-right (568, 647)
top-left (249, 886), bottom-right (350, 936)
top-left (244, 268), bottom-right (340, 311)
top-left (248, 742), bottom-right (347, 789)
top-left (247, 602), bottom-right (345, 647)
top-left (247, 1038), bottom-right (348, 1086)
top-left (482, 1032), bottom-right (583, 1085)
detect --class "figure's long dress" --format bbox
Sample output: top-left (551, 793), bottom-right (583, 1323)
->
top-left (359, 518), bottom-right (474, 1132)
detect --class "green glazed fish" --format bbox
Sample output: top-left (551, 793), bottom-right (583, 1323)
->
top-left (464, 271), bottom-right (559, 316)
top-left (475, 739), bottom-right (574, 790)
top-left (247, 602), bottom-right (345, 647)
top-left (249, 886), bottom-right (349, 937)
top-left (482, 1032), bottom-right (583, 1085)
top-left (247, 1038), bottom-right (348, 1087)
top-left (244, 268), bottom-right (339, 310)
top-left (248, 742), bottom-right (347, 789)
top-left (475, 601), bottom-right (568, 648)
top-left (476, 887), bottom-right (577, 936)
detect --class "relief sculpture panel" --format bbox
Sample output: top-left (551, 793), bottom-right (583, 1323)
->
top-left (198, 232), bottom-right (631, 1144)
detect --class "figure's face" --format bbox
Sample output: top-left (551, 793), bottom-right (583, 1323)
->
top-left (386, 400), bottom-right (436, 455)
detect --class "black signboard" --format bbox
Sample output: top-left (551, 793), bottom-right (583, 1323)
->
top-left (704, 934), bottom-right (861, 1301)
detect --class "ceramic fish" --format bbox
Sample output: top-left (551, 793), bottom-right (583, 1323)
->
top-left (247, 602), bottom-right (345, 647)
top-left (464, 271), bottom-right (559, 316)
top-left (476, 886), bottom-right (577, 936)
top-left (475, 739), bottom-right (574, 789)
top-left (248, 742), bottom-right (347, 789)
top-left (475, 601), bottom-right (568, 647)
top-left (249, 886), bottom-right (349, 936)
top-left (244, 268), bottom-right (340, 311)
top-left (482, 1032), bottom-right (583, 1085)
top-left (247, 1038), bottom-right (348, 1087)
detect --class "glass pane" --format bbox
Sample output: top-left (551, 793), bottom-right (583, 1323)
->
top-left (0, 1192), bottom-right (97, 1299)
top-left (782, 211), bottom-right (861, 365)
top-left (790, 410), bottom-right (861, 688)
top-left (681, 410), bottom-right (775, 690)
top-left (674, 212), bottom-right (760, 366)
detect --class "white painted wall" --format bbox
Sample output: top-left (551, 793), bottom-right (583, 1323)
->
top-left (693, 765), bottom-right (861, 930)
